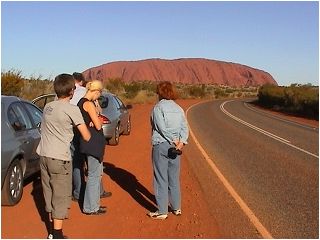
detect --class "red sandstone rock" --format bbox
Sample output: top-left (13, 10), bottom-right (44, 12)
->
top-left (83, 58), bottom-right (277, 86)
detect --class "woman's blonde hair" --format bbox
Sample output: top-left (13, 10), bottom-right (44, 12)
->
top-left (86, 80), bottom-right (103, 92)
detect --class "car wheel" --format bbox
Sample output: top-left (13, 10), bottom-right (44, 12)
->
top-left (109, 124), bottom-right (120, 146)
top-left (1, 159), bottom-right (24, 206)
top-left (123, 117), bottom-right (131, 135)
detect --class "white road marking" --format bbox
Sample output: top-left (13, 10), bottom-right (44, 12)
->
top-left (221, 100), bottom-right (318, 159)
top-left (243, 102), bottom-right (318, 131)
top-left (186, 102), bottom-right (273, 239)
top-left (221, 100), bottom-right (290, 143)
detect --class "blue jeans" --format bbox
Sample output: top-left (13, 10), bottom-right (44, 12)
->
top-left (71, 141), bottom-right (84, 200)
top-left (83, 155), bottom-right (103, 213)
top-left (152, 141), bottom-right (181, 214)
top-left (72, 142), bottom-right (105, 200)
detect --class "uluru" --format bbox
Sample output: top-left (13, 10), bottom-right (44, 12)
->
top-left (83, 58), bottom-right (277, 87)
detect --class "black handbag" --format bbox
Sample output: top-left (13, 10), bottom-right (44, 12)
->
top-left (79, 127), bottom-right (106, 162)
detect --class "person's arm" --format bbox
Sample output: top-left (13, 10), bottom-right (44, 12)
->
top-left (84, 101), bottom-right (102, 130)
top-left (179, 111), bottom-right (189, 145)
top-left (152, 105), bottom-right (174, 144)
top-left (173, 110), bottom-right (189, 150)
top-left (77, 123), bottom-right (91, 141)
top-left (94, 100), bottom-right (102, 115)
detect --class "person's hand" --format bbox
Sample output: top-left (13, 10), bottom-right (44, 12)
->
top-left (177, 142), bottom-right (184, 150)
top-left (173, 140), bottom-right (180, 146)
top-left (174, 141), bottom-right (184, 150)
top-left (94, 100), bottom-right (102, 115)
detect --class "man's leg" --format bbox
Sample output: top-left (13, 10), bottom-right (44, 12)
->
top-left (49, 160), bottom-right (72, 239)
top-left (52, 219), bottom-right (64, 239)
top-left (40, 157), bottom-right (55, 238)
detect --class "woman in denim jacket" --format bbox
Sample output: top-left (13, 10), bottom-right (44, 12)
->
top-left (148, 81), bottom-right (189, 220)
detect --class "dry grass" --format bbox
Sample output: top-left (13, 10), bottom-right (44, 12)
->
top-left (120, 90), bottom-right (157, 105)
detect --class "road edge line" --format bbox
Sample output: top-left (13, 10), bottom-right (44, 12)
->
top-left (186, 101), bottom-right (273, 239)
top-left (221, 100), bottom-right (318, 159)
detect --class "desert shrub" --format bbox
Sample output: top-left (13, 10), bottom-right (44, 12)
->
top-left (242, 86), bottom-right (259, 93)
top-left (214, 88), bottom-right (228, 99)
top-left (258, 84), bottom-right (318, 119)
top-left (105, 78), bottom-right (125, 94)
top-left (237, 92), bottom-right (243, 98)
top-left (20, 76), bottom-right (54, 101)
top-left (258, 84), bottom-right (285, 107)
top-left (225, 88), bottom-right (235, 94)
top-left (186, 84), bottom-right (206, 98)
top-left (1, 70), bottom-right (25, 97)
top-left (1, 70), bottom-right (54, 101)
top-left (124, 81), bottom-right (141, 99)
top-left (121, 90), bottom-right (157, 104)
top-left (140, 81), bottom-right (156, 92)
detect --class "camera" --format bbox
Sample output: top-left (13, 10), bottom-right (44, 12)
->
top-left (168, 147), bottom-right (182, 159)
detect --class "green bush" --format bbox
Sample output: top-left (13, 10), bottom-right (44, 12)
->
top-left (258, 84), bottom-right (285, 107)
top-left (258, 84), bottom-right (318, 119)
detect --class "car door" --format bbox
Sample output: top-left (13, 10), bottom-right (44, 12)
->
top-left (113, 96), bottom-right (129, 132)
top-left (7, 102), bottom-right (40, 176)
top-left (23, 102), bottom-right (43, 173)
top-left (32, 93), bottom-right (56, 110)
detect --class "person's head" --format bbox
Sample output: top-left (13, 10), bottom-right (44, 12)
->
top-left (72, 72), bottom-right (85, 86)
top-left (54, 74), bottom-right (75, 98)
top-left (156, 81), bottom-right (177, 100)
top-left (86, 80), bottom-right (103, 101)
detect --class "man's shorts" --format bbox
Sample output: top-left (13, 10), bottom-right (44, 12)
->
top-left (40, 156), bottom-right (72, 219)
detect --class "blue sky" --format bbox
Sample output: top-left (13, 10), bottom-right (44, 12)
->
top-left (1, 1), bottom-right (319, 86)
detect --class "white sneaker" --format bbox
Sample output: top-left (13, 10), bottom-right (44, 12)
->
top-left (172, 209), bottom-right (182, 216)
top-left (147, 211), bottom-right (168, 220)
top-left (47, 234), bottom-right (53, 239)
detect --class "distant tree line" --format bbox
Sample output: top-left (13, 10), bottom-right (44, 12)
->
top-left (104, 77), bottom-right (258, 101)
top-left (257, 84), bottom-right (319, 120)
top-left (1, 69), bottom-right (259, 103)
top-left (3, 69), bottom-right (317, 120)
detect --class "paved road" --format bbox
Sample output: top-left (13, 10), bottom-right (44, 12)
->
top-left (186, 99), bottom-right (318, 238)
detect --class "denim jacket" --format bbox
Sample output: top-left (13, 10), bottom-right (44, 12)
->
top-left (151, 99), bottom-right (189, 146)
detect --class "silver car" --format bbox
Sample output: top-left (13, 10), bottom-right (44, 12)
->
top-left (1, 95), bottom-right (42, 206)
top-left (98, 92), bottom-right (132, 145)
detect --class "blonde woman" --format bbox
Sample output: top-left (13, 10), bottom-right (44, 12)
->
top-left (78, 80), bottom-right (107, 215)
